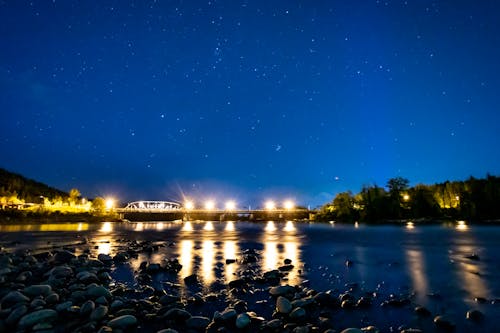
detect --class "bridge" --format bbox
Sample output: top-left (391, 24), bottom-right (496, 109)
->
top-left (115, 200), bottom-right (314, 221)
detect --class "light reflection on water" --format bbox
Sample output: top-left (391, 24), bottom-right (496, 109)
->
top-left (405, 248), bottom-right (428, 303)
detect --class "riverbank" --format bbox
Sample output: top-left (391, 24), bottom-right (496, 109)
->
top-left (0, 237), bottom-right (469, 333)
top-left (0, 210), bottom-right (121, 224)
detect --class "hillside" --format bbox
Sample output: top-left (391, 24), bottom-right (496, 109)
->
top-left (0, 168), bottom-right (68, 203)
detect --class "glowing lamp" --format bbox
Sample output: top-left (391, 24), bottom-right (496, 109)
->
top-left (265, 200), bottom-right (276, 210)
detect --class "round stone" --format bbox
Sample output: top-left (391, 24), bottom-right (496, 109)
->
top-left (236, 313), bottom-right (251, 329)
top-left (276, 296), bottom-right (292, 314)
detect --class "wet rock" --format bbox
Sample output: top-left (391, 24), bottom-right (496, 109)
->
top-left (162, 308), bottom-right (191, 321)
top-left (465, 253), bottom-right (480, 261)
top-left (284, 258), bottom-right (292, 265)
top-left (400, 329), bottom-right (423, 333)
top-left (276, 296), bottom-right (292, 314)
top-left (159, 294), bottom-right (180, 305)
top-left (80, 300), bottom-right (95, 316)
top-left (97, 326), bottom-right (113, 333)
top-left (5, 305), bottom-right (28, 326)
top-left (157, 329), bottom-right (179, 333)
top-left (45, 293), bottom-right (59, 304)
top-left (228, 279), bottom-right (246, 289)
top-left (86, 284), bottom-right (111, 299)
top-left (1, 291), bottom-right (29, 308)
top-left (361, 326), bottom-right (379, 333)
top-left (220, 308), bottom-right (237, 323)
top-left (18, 309), bottom-right (58, 329)
top-left (266, 318), bottom-right (283, 330)
top-left (414, 306), bottom-right (431, 316)
top-left (77, 271), bottom-right (99, 284)
top-left (97, 253), bottom-right (113, 263)
top-left (113, 252), bottom-right (129, 262)
top-left (30, 298), bottom-right (46, 308)
top-left (269, 285), bottom-right (295, 297)
top-left (279, 264), bottom-right (294, 271)
top-left (433, 315), bottom-right (455, 331)
top-left (55, 301), bottom-right (72, 312)
top-left (474, 297), bottom-right (487, 303)
top-left (289, 307), bottom-right (306, 321)
top-left (47, 265), bottom-right (73, 279)
top-left (186, 316), bottom-right (210, 330)
top-left (341, 329), bottom-right (363, 333)
top-left (345, 260), bottom-right (353, 267)
top-left (236, 313), bottom-right (251, 329)
top-left (90, 305), bottom-right (108, 321)
top-left (53, 250), bottom-right (75, 264)
top-left (356, 297), bottom-right (372, 308)
top-left (108, 315), bottom-right (138, 329)
top-left (293, 326), bottom-right (309, 333)
top-left (233, 300), bottom-right (248, 313)
top-left (184, 274), bottom-right (198, 285)
top-left (466, 309), bottom-right (483, 321)
top-left (225, 258), bottom-right (236, 264)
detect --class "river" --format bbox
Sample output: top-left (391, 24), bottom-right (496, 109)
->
top-left (1, 220), bottom-right (499, 332)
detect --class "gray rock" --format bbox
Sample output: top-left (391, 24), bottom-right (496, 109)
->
top-left (1, 291), bottom-right (29, 308)
top-left (6, 305), bottom-right (28, 326)
top-left (86, 284), bottom-right (111, 299)
top-left (77, 271), bottom-right (99, 284)
top-left (53, 250), bottom-right (75, 264)
top-left (110, 300), bottom-right (124, 311)
top-left (45, 293), bottom-right (59, 304)
top-left (97, 253), bottom-right (113, 263)
top-left (400, 329), bottom-right (423, 333)
top-left (466, 309), bottom-right (483, 321)
top-left (236, 313), bottom-right (251, 329)
top-left (269, 285), bottom-right (295, 297)
top-left (293, 326), bottom-right (309, 333)
top-left (290, 307), bottom-right (306, 321)
top-left (23, 285), bottom-right (52, 297)
top-left (276, 296), bottom-right (292, 314)
top-left (361, 326), bottom-right (379, 333)
top-left (55, 301), bottom-right (73, 312)
top-left (90, 305), bottom-right (108, 321)
top-left (185, 316), bottom-right (210, 330)
top-left (157, 329), bottom-right (179, 333)
top-left (80, 300), bottom-right (95, 316)
top-left (341, 329), bottom-right (363, 333)
top-left (266, 319), bottom-right (283, 329)
top-left (18, 309), bottom-right (58, 328)
top-left (30, 298), bottom-right (46, 308)
top-left (433, 315), bottom-right (455, 331)
top-left (162, 308), bottom-right (191, 321)
top-left (220, 308), bottom-right (237, 322)
top-left (47, 265), bottom-right (73, 278)
top-left (108, 314), bottom-right (138, 329)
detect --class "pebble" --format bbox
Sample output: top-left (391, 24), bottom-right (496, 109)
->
top-left (276, 296), bottom-right (293, 314)
top-left (90, 305), bottom-right (108, 321)
top-left (18, 309), bottom-right (58, 329)
top-left (185, 316), bottom-right (210, 330)
top-left (236, 313), bottom-right (251, 329)
top-left (433, 315), bottom-right (455, 331)
top-left (290, 307), bottom-right (306, 321)
top-left (1, 291), bottom-right (30, 308)
top-left (466, 309), bottom-right (483, 321)
top-left (23, 284), bottom-right (52, 297)
top-left (108, 314), bottom-right (138, 329)
top-left (270, 285), bottom-right (295, 296)
top-left (341, 329), bottom-right (363, 333)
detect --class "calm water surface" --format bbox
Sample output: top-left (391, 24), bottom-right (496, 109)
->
top-left (1, 221), bottom-right (500, 332)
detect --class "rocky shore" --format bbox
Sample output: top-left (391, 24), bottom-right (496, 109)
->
top-left (0, 238), bottom-right (484, 333)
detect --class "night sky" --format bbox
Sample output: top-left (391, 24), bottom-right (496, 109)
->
top-left (1, 1), bottom-right (499, 207)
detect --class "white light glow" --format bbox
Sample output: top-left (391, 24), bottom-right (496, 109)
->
top-left (283, 200), bottom-right (295, 210)
top-left (225, 200), bottom-right (236, 211)
top-left (204, 200), bottom-right (215, 210)
top-left (265, 200), bottom-right (276, 210)
top-left (184, 200), bottom-right (194, 210)
top-left (105, 198), bottom-right (115, 210)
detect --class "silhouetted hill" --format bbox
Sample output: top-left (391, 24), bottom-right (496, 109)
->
top-left (0, 168), bottom-right (68, 202)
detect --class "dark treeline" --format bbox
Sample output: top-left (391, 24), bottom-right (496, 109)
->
top-left (0, 168), bottom-right (68, 203)
top-left (317, 175), bottom-right (500, 222)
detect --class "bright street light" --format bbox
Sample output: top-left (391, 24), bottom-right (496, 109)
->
top-left (204, 200), bottom-right (215, 210)
top-left (403, 194), bottom-right (410, 201)
top-left (105, 198), bottom-right (115, 210)
top-left (283, 200), bottom-right (295, 210)
top-left (184, 200), bottom-right (194, 210)
top-left (265, 200), bottom-right (276, 210)
top-left (225, 200), bottom-right (236, 211)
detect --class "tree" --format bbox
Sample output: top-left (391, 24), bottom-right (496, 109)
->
top-left (386, 177), bottom-right (410, 218)
top-left (69, 188), bottom-right (81, 205)
top-left (91, 197), bottom-right (106, 215)
top-left (332, 191), bottom-right (357, 221)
